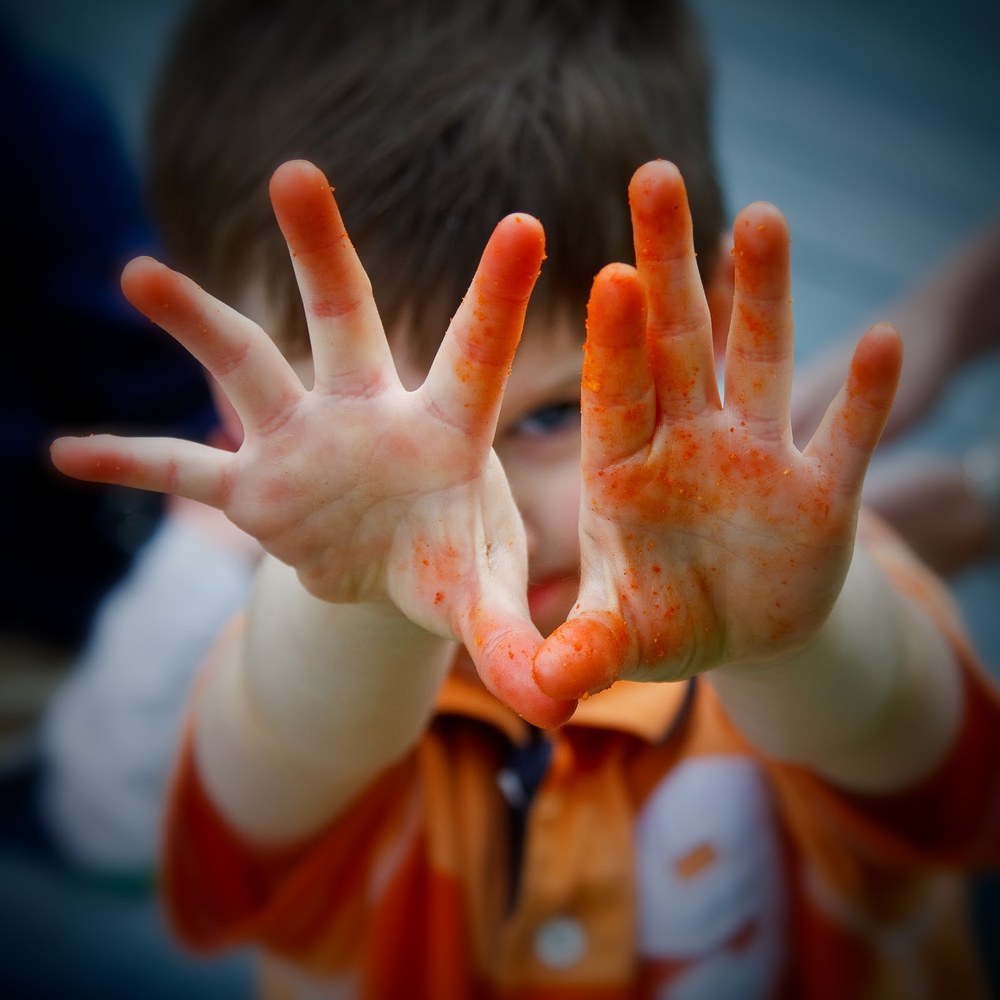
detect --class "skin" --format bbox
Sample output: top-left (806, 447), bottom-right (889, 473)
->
top-left (54, 160), bottom-right (576, 729)
top-left (534, 162), bottom-right (904, 698)
top-left (52, 158), bottom-right (960, 841)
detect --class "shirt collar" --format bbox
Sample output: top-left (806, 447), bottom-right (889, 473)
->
top-left (436, 668), bottom-right (692, 746)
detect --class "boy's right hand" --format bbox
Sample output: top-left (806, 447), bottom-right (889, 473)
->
top-left (51, 160), bottom-right (575, 728)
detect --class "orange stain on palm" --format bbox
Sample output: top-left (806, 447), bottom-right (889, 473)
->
top-left (657, 367), bottom-right (700, 402)
top-left (410, 536), bottom-right (464, 616)
top-left (583, 288), bottom-right (805, 531)
top-left (588, 429), bottom-right (796, 529)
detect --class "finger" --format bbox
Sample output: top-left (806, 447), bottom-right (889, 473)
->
top-left (51, 434), bottom-right (232, 508)
top-left (723, 202), bottom-right (795, 435)
top-left (121, 258), bottom-right (304, 435)
top-left (581, 263), bottom-right (656, 468)
top-left (804, 323), bottom-right (903, 498)
top-left (269, 160), bottom-right (395, 393)
top-left (460, 604), bottom-right (577, 729)
top-left (533, 610), bottom-right (631, 701)
top-left (422, 214), bottom-right (546, 441)
top-left (629, 160), bottom-right (719, 418)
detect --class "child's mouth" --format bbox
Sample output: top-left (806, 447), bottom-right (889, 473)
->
top-left (527, 574), bottom-right (578, 635)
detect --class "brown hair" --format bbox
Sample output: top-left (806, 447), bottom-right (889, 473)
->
top-left (148, 0), bottom-right (724, 362)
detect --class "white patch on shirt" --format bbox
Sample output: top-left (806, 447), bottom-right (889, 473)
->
top-left (634, 755), bottom-right (785, 999)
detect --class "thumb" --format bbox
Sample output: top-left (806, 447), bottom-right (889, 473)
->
top-left (533, 609), bottom-right (632, 701)
top-left (459, 600), bottom-right (577, 729)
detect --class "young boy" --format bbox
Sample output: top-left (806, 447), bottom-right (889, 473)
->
top-left (51, 0), bottom-right (1000, 996)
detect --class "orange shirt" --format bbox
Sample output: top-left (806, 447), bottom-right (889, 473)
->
top-left (162, 519), bottom-right (1000, 998)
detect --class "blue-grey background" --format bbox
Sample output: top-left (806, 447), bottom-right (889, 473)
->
top-left (1, 0), bottom-right (997, 996)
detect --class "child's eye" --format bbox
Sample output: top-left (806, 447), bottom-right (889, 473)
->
top-left (511, 401), bottom-right (581, 438)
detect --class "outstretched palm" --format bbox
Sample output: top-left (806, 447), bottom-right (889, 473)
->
top-left (52, 160), bottom-right (574, 728)
top-left (535, 161), bottom-right (901, 699)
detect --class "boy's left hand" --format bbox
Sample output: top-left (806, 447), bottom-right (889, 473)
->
top-left (535, 160), bottom-right (902, 700)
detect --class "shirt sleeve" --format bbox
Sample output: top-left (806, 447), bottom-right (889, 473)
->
top-left (161, 707), bottom-right (422, 971)
top-left (40, 516), bottom-right (254, 874)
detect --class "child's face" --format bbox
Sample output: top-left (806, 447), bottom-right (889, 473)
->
top-left (395, 315), bottom-right (585, 638)
top-left (237, 287), bottom-right (588, 640)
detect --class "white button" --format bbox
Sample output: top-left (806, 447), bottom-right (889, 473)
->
top-left (533, 916), bottom-right (587, 969)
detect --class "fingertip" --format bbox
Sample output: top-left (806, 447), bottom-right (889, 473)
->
top-left (498, 212), bottom-right (545, 249)
top-left (121, 254), bottom-right (159, 276)
top-left (852, 322), bottom-right (903, 394)
top-left (628, 159), bottom-right (684, 203)
top-left (481, 214), bottom-right (547, 303)
top-left (586, 263), bottom-right (644, 348)
top-left (120, 255), bottom-right (165, 298)
top-left (806, 322), bottom-right (904, 476)
top-left (269, 161), bottom-right (342, 247)
top-left (120, 257), bottom-right (199, 322)
top-left (591, 260), bottom-right (641, 290)
top-left (628, 161), bottom-right (688, 229)
top-left (732, 202), bottom-right (789, 258)
top-left (525, 696), bottom-right (579, 731)
top-left (628, 161), bottom-right (695, 267)
top-left (864, 320), bottom-right (903, 350)
top-left (48, 434), bottom-right (126, 484)
top-left (479, 644), bottom-right (578, 729)
top-left (493, 212), bottom-right (546, 265)
top-left (730, 203), bottom-right (790, 303)
top-left (463, 608), bottom-right (578, 728)
top-left (48, 435), bottom-right (72, 473)
top-left (269, 158), bottom-right (328, 196)
top-left (533, 612), bottom-right (630, 701)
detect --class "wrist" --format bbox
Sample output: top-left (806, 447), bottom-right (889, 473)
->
top-left (707, 543), bottom-right (960, 792)
top-left (195, 631), bottom-right (355, 841)
top-left (194, 559), bottom-right (456, 841)
top-left (243, 557), bottom-right (454, 763)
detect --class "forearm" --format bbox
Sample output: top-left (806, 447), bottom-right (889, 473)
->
top-left (707, 541), bottom-right (962, 793)
top-left (195, 555), bottom-right (455, 843)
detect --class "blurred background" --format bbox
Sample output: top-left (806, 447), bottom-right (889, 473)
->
top-left (0, 0), bottom-right (997, 996)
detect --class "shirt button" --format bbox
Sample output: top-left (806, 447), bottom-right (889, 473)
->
top-left (533, 916), bottom-right (587, 969)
